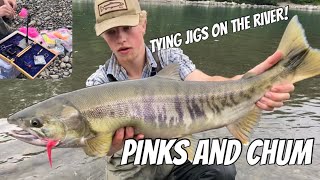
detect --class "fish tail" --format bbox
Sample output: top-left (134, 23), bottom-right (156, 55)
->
top-left (277, 15), bottom-right (320, 83)
top-left (227, 16), bottom-right (320, 145)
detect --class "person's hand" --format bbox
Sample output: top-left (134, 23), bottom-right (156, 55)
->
top-left (0, 4), bottom-right (14, 18)
top-left (249, 51), bottom-right (294, 111)
top-left (107, 127), bottom-right (144, 156)
top-left (4, 0), bottom-right (16, 10)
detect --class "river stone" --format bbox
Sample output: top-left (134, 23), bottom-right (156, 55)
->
top-left (39, 71), bottom-right (46, 77)
top-left (50, 75), bottom-right (59, 79)
top-left (45, 68), bottom-right (50, 75)
top-left (66, 63), bottom-right (72, 68)
top-left (60, 62), bottom-right (66, 68)
top-left (44, 16), bottom-right (51, 21)
top-left (63, 71), bottom-right (70, 76)
top-left (28, 20), bottom-right (36, 26)
top-left (63, 56), bottom-right (69, 63)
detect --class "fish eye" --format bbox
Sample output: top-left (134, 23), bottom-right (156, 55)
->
top-left (30, 118), bottom-right (42, 128)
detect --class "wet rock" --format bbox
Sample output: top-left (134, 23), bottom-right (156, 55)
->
top-left (66, 63), bottom-right (72, 69)
top-left (39, 71), bottom-right (47, 77)
top-left (44, 16), bottom-right (51, 21)
top-left (63, 71), bottom-right (70, 76)
top-left (60, 62), bottom-right (66, 68)
top-left (62, 56), bottom-right (69, 63)
top-left (28, 20), bottom-right (36, 26)
top-left (50, 75), bottom-right (59, 79)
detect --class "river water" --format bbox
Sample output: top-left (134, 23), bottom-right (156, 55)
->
top-left (0, 1), bottom-right (319, 179)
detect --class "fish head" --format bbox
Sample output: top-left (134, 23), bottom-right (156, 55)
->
top-left (7, 96), bottom-right (91, 148)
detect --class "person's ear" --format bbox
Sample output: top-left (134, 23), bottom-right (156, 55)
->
top-left (141, 19), bottom-right (147, 35)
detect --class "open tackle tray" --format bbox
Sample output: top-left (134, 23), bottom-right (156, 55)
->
top-left (0, 31), bottom-right (57, 79)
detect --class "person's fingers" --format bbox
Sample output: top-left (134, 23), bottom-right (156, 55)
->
top-left (2, 8), bottom-right (11, 17)
top-left (107, 128), bottom-right (126, 156)
top-left (124, 127), bottom-right (135, 139)
top-left (3, 0), bottom-right (10, 6)
top-left (134, 134), bottom-right (144, 141)
top-left (112, 128), bottom-right (125, 145)
top-left (270, 83), bottom-right (295, 93)
top-left (2, 5), bottom-right (14, 17)
top-left (249, 51), bottom-right (283, 75)
top-left (265, 92), bottom-right (290, 102)
top-left (108, 127), bottom-right (144, 156)
top-left (256, 101), bottom-right (274, 111)
top-left (8, 5), bottom-right (15, 16)
top-left (11, 1), bottom-right (17, 10)
top-left (259, 97), bottom-right (284, 109)
top-left (4, 1), bottom-right (13, 13)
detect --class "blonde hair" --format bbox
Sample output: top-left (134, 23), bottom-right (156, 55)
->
top-left (139, 10), bottom-right (147, 25)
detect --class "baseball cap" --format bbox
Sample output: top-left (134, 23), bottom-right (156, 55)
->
top-left (94, 0), bottom-right (141, 36)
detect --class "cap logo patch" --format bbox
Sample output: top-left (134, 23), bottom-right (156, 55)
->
top-left (98, 0), bottom-right (128, 16)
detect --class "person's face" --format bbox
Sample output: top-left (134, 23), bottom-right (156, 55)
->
top-left (101, 22), bottom-right (146, 62)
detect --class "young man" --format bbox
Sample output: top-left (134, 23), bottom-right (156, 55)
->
top-left (0, 0), bottom-right (16, 39)
top-left (87, 0), bottom-right (294, 179)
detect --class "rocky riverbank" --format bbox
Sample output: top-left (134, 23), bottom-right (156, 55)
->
top-left (12, 0), bottom-right (73, 80)
top-left (141, 0), bottom-right (320, 11)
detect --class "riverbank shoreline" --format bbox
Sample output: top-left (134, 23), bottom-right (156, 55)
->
top-left (140, 0), bottom-right (320, 11)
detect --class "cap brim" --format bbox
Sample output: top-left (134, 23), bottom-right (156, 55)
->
top-left (95, 14), bottom-right (140, 36)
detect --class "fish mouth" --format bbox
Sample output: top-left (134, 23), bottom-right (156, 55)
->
top-left (6, 129), bottom-right (60, 147)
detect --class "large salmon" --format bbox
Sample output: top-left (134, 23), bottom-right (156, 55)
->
top-left (7, 16), bottom-right (320, 158)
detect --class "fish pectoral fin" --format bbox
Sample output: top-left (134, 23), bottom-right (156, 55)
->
top-left (227, 107), bottom-right (261, 145)
top-left (83, 132), bottom-right (113, 157)
top-left (182, 135), bottom-right (199, 162)
top-left (155, 64), bottom-right (181, 81)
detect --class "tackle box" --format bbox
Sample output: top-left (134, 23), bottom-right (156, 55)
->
top-left (0, 31), bottom-right (57, 79)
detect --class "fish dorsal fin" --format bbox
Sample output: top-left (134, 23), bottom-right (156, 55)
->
top-left (83, 132), bottom-right (113, 157)
top-left (155, 64), bottom-right (181, 80)
top-left (227, 107), bottom-right (261, 145)
top-left (242, 72), bottom-right (256, 79)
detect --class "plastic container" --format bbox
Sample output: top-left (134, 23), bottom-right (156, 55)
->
top-left (0, 59), bottom-right (20, 79)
